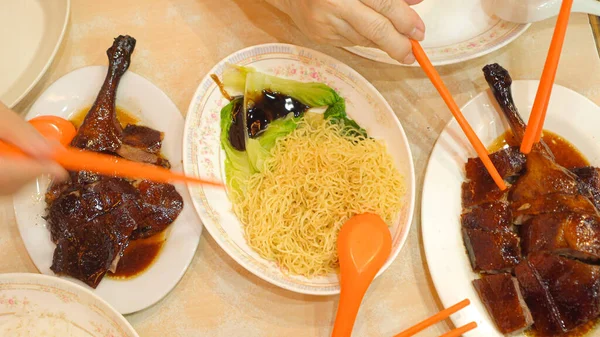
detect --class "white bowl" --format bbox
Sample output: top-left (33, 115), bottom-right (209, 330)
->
top-left (183, 43), bottom-right (416, 295)
top-left (0, 273), bottom-right (138, 336)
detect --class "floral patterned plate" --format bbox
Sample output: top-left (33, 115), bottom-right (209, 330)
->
top-left (0, 273), bottom-right (138, 336)
top-left (344, 0), bottom-right (530, 66)
top-left (183, 43), bottom-right (416, 295)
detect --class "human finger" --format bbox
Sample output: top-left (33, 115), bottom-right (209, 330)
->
top-left (405, 0), bottom-right (424, 5)
top-left (342, 3), bottom-right (415, 63)
top-left (0, 103), bottom-right (53, 159)
top-left (361, 0), bottom-right (425, 40)
top-left (331, 17), bottom-right (378, 48)
top-left (0, 157), bottom-right (68, 195)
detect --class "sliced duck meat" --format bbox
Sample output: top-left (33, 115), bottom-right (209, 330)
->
top-left (465, 146), bottom-right (527, 182)
top-left (461, 201), bottom-right (512, 232)
top-left (573, 166), bottom-right (600, 210)
top-left (462, 227), bottom-right (521, 273)
top-left (520, 213), bottom-right (600, 262)
top-left (129, 180), bottom-right (183, 239)
top-left (122, 124), bottom-right (164, 154)
top-left (473, 273), bottom-right (533, 334)
top-left (514, 253), bottom-right (600, 336)
top-left (512, 193), bottom-right (599, 224)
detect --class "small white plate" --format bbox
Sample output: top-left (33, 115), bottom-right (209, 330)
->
top-left (0, 0), bottom-right (70, 107)
top-left (344, 0), bottom-right (530, 66)
top-left (13, 66), bottom-right (202, 314)
top-left (422, 80), bottom-right (600, 336)
top-left (183, 43), bottom-right (416, 295)
top-left (0, 273), bottom-right (138, 336)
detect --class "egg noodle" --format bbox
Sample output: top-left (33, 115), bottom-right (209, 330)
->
top-left (232, 114), bottom-right (404, 277)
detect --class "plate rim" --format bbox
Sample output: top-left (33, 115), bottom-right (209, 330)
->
top-left (4, 0), bottom-right (71, 108)
top-left (421, 80), bottom-right (600, 336)
top-left (344, 21), bottom-right (531, 67)
top-left (182, 42), bottom-right (416, 295)
top-left (0, 272), bottom-right (139, 336)
top-left (12, 65), bottom-right (201, 315)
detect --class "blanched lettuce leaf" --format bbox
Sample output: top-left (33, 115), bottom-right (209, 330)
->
top-left (219, 65), bottom-right (367, 199)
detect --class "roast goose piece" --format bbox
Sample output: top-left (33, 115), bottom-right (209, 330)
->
top-left (459, 63), bottom-right (600, 335)
top-left (473, 273), bottom-right (533, 334)
top-left (45, 35), bottom-right (184, 288)
top-left (515, 253), bottom-right (600, 336)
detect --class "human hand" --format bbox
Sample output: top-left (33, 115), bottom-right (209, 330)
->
top-left (0, 103), bottom-right (68, 196)
top-left (266, 0), bottom-right (425, 64)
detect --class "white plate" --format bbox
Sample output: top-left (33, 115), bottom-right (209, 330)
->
top-left (183, 43), bottom-right (416, 295)
top-left (344, 0), bottom-right (530, 66)
top-left (13, 66), bottom-right (202, 314)
top-left (0, 0), bottom-right (70, 107)
top-left (0, 273), bottom-right (138, 336)
top-left (422, 80), bottom-right (600, 336)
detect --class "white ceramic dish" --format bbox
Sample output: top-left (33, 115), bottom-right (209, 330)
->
top-left (183, 43), bottom-right (415, 295)
top-left (13, 66), bottom-right (202, 314)
top-left (0, 273), bottom-right (138, 336)
top-left (344, 0), bottom-right (530, 66)
top-left (0, 0), bottom-right (70, 107)
top-left (422, 79), bottom-right (600, 336)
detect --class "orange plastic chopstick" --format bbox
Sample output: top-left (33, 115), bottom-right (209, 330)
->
top-left (394, 299), bottom-right (471, 337)
top-left (439, 322), bottom-right (478, 337)
top-left (520, 0), bottom-right (573, 154)
top-left (410, 40), bottom-right (507, 191)
top-left (0, 141), bottom-right (222, 187)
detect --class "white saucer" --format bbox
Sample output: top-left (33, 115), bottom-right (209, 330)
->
top-left (344, 0), bottom-right (530, 66)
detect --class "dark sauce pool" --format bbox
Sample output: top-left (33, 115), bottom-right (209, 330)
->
top-left (228, 90), bottom-right (309, 151)
top-left (69, 107), bottom-right (165, 279)
top-left (488, 130), bottom-right (596, 337)
top-left (489, 130), bottom-right (589, 169)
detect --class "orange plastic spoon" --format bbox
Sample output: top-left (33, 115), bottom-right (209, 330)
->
top-left (331, 213), bottom-right (392, 337)
top-left (0, 115), bottom-right (223, 187)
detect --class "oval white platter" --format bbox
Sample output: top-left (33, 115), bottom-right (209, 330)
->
top-left (345, 0), bottom-right (530, 66)
top-left (183, 43), bottom-right (416, 295)
top-left (0, 273), bottom-right (138, 336)
top-left (13, 66), bottom-right (202, 314)
top-left (0, 0), bottom-right (70, 107)
top-left (422, 79), bottom-right (600, 336)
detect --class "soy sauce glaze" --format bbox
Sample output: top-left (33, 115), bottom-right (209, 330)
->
top-left (490, 130), bottom-right (596, 337)
top-left (70, 106), bottom-right (166, 279)
top-left (489, 130), bottom-right (589, 169)
top-left (246, 90), bottom-right (309, 137)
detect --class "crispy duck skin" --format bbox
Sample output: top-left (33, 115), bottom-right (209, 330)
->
top-left (46, 35), bottom-right (184, 288)
top-left (461, 146), bottom-right (526, 208)
top-left (515, 253), bottom-right (600, 336)
top-left (461, 201), bottom-right (512, 232)
top-left (462, 227), bottom-right (521, 273)
top-left (520, 212), bottom-right (600, 261)
top-left (71, 35), bottom-right (135, 152)
top-left (473, 273), bottom-right (533, 334)
top-left (512, 192), bottom-right (599, 224)
top-left (482, 64), bottom-right (554, 159)
top-left (573, 166), bottom-right (600, 210)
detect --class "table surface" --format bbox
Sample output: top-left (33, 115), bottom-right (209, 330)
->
top-left (2, 1), bottom-right (600, 336)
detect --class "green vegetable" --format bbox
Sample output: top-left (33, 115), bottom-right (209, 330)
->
top-left (218, 65), bottom-right (368, 198)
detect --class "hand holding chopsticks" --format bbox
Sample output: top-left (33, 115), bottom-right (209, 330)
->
top-left (410, 40), bottom-right (507, 191)
top-left (393, 299), bottom-right (477, 337)
top-left (520, 0), bottom-right (574, 154)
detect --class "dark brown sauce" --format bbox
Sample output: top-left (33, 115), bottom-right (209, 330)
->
top-left (108, 232), bottom-right (166, 278)
top-left (246, 90), bottom-right (309, 138)
top-left (70, 106), bottom-right (164, 279)
top-left (70, 106), bottom-right (139, 129)
top-left (489, 130), bottom-right (589, 169)
top-left (488, 130), bottom-right (596, 337)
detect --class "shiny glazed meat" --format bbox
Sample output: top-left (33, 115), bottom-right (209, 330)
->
top-left (45, 35), bottom-right (183, 288)
top-left (461, 64), bottom-right (600, 336)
